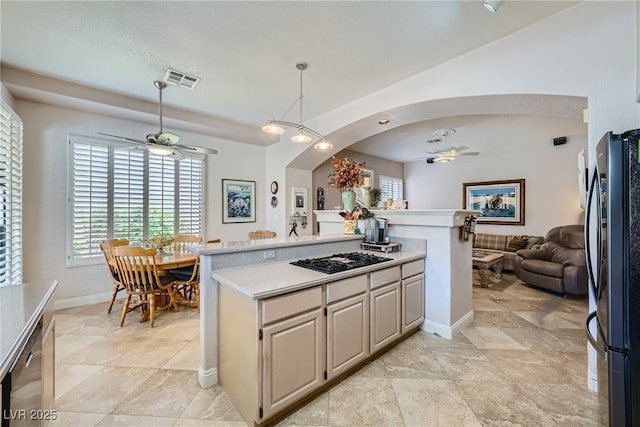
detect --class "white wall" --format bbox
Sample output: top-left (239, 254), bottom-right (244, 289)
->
top-left (16, 100), bottom-right (265, 303)
top-left (405, 117), bottom-right (587, 236)
top-left (271, 1), bottom-right (639, 205)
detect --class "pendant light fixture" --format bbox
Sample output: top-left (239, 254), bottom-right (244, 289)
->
top-left (262, 62), bottom-right (332, 150)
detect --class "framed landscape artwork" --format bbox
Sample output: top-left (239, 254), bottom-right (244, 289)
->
top-left (222, 179), bottom-right (256, 223)
top-left (463, 179), bottom-right (525, 225)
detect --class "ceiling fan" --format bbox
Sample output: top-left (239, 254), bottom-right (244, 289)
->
top-left (99, 80), bottom-right (218, 160)
top-left (420, 129), bottom-right (478, 164)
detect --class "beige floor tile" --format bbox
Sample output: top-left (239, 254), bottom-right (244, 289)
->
top-left (471, 298), bottom-right (508, 312)
top-left (487, 349), bottom-right (575, 384)
top-left (391, 378), bottom-right (481, 426)
top-left (96, 414), bottom-right (176, 426)
top-left (55, 333), bottom-right (104, 361)
top-left (173, 420), bottom-right (249, 427)
top-left (471, 310), bottom-right (540, 328)
top-left (431, 348), bottom-right (510, 382)
top-left (48, 411), bottom-right (107, 426)
top-left (456, 380), bottom-right (556, 425)
top-left (110, 337), bottom-right (189, 368)
top-left (380, 334), bottom-right (449, 379)
top-left (55, 363), bottom-right (105, 399)
top-left (461, 326), bottom-right (527, 350)
top-left (516, 382), bottom-right (603, 426)
top-left (113, 369), bottom-right (202, 418)
top-left (56, 366), bottom-right (157, 413)
top-left (58, 335), bottom-right (141, 365)
top-left (274, 391), bottom-right (329, 426)
top-left (162, 338), bottom-right (200, 370)
top-left (327, 377), bottom-right (404, 426)
top-left (180, 385), bottom-right (245, 421)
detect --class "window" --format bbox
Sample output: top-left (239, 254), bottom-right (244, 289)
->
top-left (68, 135), bottom-right (204, 266)
top-left (0, 99), bottom-right (23, 286)
top-left (379, 175), bottom-right (403, 202)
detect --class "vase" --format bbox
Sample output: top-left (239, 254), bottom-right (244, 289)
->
top-left (341, 190), bottom-right (356, 212)
top-left (344, 220), bottom-right (356, 234)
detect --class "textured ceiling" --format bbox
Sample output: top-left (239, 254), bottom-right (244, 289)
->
top-left (1, 1), bottom-right (583, 160)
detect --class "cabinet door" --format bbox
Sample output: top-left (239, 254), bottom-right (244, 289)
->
top-left (370, 281), bottom-right (401, 354)
top-left (326, 293), bottom-right (369, 379)
top-left (262, 308), bottom-right (323, 419)
top-left (402, 275), bottom-right (425, 334)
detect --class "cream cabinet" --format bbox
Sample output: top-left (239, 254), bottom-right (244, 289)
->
top-left (218, 257), bottom-right (424, 426)
top-left (326, 275), bottom-right (369, 379)
top-left (401, 260), bottom-right (425, 334)
top-left (369, 266), bottom-right (401, 354)
top-left (262, 307), bottom-right (323, 418)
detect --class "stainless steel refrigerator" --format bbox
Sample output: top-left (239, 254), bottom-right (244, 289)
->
top-left (585, 128), bottom-right (640, 426)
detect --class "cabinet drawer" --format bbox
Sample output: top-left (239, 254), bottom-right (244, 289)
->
top-left (262, 286), bottom-right (322, 325)
top-left (326, 275), bottom-right (367, 304)
top-left (370, 266), bottom-right (401, 289)
top-left (402, 259), bottom-right (424, 278)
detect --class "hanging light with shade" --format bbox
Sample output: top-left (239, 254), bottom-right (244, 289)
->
top-left (261, 62), bottom-right (332, 150)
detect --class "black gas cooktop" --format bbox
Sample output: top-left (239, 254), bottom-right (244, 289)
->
top-left (290, 252), bottom-right (392, 274)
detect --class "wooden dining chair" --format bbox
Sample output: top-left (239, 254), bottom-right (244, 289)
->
top-left (171, 235), bottom-right (202, 306)
top-left (112, 246), bottom-right (179, 327)
top-left (249, 230), bottom-right (276, 240)
top-left (100, 238), bottom-right (129, 314)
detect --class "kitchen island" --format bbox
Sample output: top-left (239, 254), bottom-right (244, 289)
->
top-left (189, 234), bottom-right (426, 392)
top-left (212, 249), bottom-right (425, 425)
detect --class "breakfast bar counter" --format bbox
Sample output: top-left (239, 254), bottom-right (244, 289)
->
top-left (212, 250), bottom-right (425, 299)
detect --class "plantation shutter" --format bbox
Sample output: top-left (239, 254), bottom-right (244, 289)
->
top-left (379, 175), bottom-right (404, 202)
top-left (70, 140), bottom-right (109, 259)
top-left (113, 148), bottom-right (145, 244)
top-left (0, 99), bottom-right (23, 286)
top-left (177, 157), bottom-right (204, 235)
top-left (148, 154), bottom-right (176, 239)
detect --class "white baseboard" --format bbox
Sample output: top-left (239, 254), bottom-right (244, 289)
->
top-left (199, 366), bottom-right (218, 388)
top-left (55, 292), bottom-right (112, 310)
top-left (420, 310), bottom-right (474, 339)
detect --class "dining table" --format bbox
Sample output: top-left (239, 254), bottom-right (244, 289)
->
top-left (110, 248), bottom-right (199, 321)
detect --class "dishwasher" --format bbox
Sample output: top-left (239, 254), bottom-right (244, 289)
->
top-left (2, 322), bottom-right (42, 426)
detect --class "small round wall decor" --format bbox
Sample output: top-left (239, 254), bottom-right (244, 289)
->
top-left (271, 196), bottom-right (278, 207)
top-left (270, 181), bottom-right (279, 194)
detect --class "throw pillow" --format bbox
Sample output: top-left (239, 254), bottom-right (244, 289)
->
top-left (524, 236), bottom-right (544, 249)
top-left (506, 236), bottom-right (527, 252)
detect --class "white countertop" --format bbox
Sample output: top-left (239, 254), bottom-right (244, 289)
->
top-left (189, 233), bottom-right (363, 255)
top-left (1, 280), bottom-right (58, 378)
top-left (212, 250), bottom-right (425, 299)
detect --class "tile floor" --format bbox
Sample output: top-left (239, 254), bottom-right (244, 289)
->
top-left (51, 272), bottom-right (604, 426)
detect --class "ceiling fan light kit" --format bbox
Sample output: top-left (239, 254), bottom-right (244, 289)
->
top-left (261, 62), bottom-right (331, 149)
top-left (98, 80), bottom-right (217, 159)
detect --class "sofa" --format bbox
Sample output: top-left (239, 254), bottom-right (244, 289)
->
top-left (514, 224), bottom-right (587, 296)
top-left (472, 233), bottom-right (545, 272)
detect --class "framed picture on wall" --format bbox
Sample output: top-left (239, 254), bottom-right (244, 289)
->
top-left (463, 179), bottom-right (525, 225)
top-left (292, 186), bottom-right (308, 216)
top-left (222, 179), bottom-right (256, 223)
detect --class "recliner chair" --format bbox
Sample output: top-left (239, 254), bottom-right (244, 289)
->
top-left (514, 224), bottom-right (587, 296)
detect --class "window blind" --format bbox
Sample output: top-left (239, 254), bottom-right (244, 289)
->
top-left (379, 175), bottom-right (404, 202)
top-left (68, 135), bottom-right (205, 265)
top-left (0, 99), bottom-right (23, 286)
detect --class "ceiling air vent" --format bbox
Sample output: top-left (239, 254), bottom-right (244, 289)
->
top-left (163, 68), bottom-right (201, 90)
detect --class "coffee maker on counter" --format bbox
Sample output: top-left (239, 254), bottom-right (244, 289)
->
top-left (364, 217), bottom-right (389, 245)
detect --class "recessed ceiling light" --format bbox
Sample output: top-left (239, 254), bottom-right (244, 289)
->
top-left (378, 119), bottom-right (390, 125)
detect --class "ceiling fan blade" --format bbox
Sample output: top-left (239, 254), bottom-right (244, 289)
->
top-left (166, 149), bottom-right (185, 161)
top-left (98, 132), bottom-right (147, 144)
top-left (175, 144), bottom-right (218, 155)
top-left (453, 145), bottom-right (469, 152)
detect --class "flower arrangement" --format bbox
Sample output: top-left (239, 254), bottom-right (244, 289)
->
top-left (328, 157), bottom-right (365, 192)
